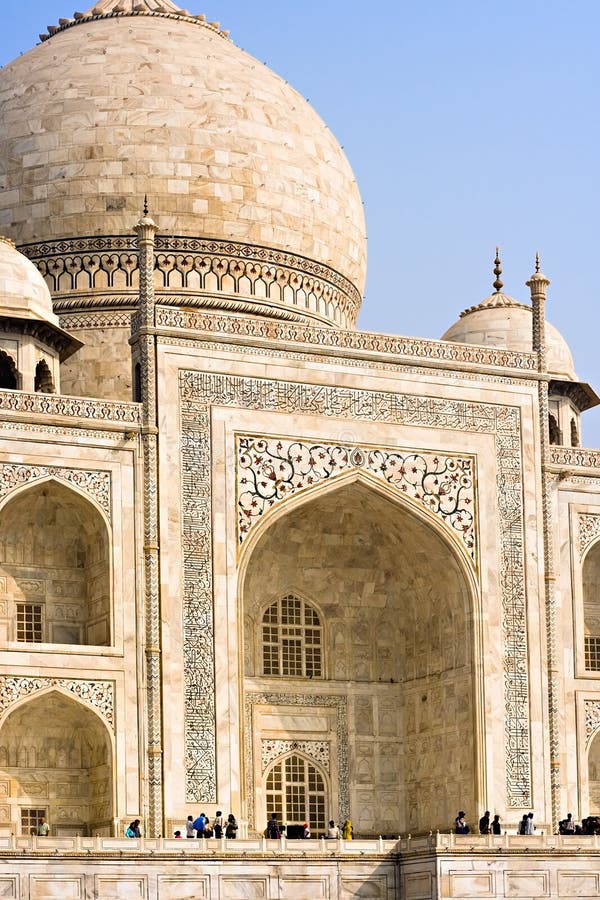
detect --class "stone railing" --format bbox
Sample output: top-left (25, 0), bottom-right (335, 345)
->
top-left (0, 834), bottom-right (399, 856)
top-left (0, 832), bottom-right (598, 857)
top-left (0, 389), bottom-right (141, 428)
top-left (549, 446), bottom-right (600, 469)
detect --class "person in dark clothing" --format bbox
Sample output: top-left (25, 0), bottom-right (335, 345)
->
top-left (478, 811), bottom-right (490, 834)
top-left (455, 811), bottom-right (469, 834)
top-left (491, 814), bottom-right (501, 835)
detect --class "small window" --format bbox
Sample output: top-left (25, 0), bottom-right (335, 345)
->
top-left (571, 418), bottom-right (579, 448)
top-left (585, 636), bottom-right (600, 671)
top-left (262, 595), bottom-right (322, 677)
top-left (549, 413), bottom-right (561, 445)
top-left (16, 603), bottom-right (43, 643)
top-left (21, 808), bottom-right (46, 836)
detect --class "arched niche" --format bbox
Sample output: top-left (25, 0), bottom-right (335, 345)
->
top-left (583, 541), bottom-right (600, 670)
top-left (0, 479), bottom-right (111, 646)
top-left (0, 349), bottom-right (18, 390)
top-left (0, 690), bottom-right (113, 835)
top-left (242, 477), bottom-right (477, 836)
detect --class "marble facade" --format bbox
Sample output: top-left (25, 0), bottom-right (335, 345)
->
top-left (1, 0), bottom-right (600, 896)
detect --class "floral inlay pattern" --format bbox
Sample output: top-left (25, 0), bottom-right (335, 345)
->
top-left (579, 514), bottom-right (600, 558)
top-left (0, 464), bottom-right (111, 520)
top-left (238, 436), bottom-right (476, 562)
top-left (585, 699), bottom-right (600, 744)
top-left (0, 677), bottom-right (114, 729)
top-left (261, 739), bottom-right (330, 774)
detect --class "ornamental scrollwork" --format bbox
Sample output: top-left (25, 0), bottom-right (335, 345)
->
top-left (585, 700), bottom-right (600, 744)
top-left (261, 739), bottom-right (330, 774)
top-left (0, 677), bottom-right (114, 729)
top-left (237, 436), bottom-right (476, 563)
top-left (579, 514), bottom-right (600, 558)
top-left (0, 463), bottom-right (111, 520)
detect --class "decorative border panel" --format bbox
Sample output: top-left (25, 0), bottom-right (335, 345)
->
top-left (0, 464), bottom-right (111, 521)
top-left (579, 514), bottom-right (600, 558)
top-left (0, 677), bottom-right (114, 729)
top-left (180, 372), bottom-right (530, 807)
top-left (261, 739), bottom-right (330, 774)
top-left (237, 435), bottom-right (476, 564)
top-left (163, 309), bottom-right (538, 372)
top-left (246, 693), bottom-right (348, 826)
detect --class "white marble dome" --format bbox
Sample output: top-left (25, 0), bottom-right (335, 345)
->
top-left (0, 0), bottom-right (367, 300)
top-left (442, 289), bottom-right (576, 380)
top-left (0, 236), bottom-right (60, 326)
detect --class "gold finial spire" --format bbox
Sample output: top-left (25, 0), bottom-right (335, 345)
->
top-left (143, 194), bottom-right (149, 217)
top-left (535, 252), bottom-right (540, 274)
top-left (493, 246), bottom-right (503, 293)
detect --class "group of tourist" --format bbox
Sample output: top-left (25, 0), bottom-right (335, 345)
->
top-left (183, 812), bottom-right (238, 839)
top-left (265, 814), bottom-right (353, 839)
top-left (456, 809), bottom-right (600, 836)
top-left (559, 813), bottom-right (600, 835)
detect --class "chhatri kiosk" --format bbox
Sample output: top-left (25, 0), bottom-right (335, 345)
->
top-left (0, 1), bottom-right (599, 896)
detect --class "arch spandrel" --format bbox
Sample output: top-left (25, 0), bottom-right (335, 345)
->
top-left (236, 435), bottom-right (478, 574)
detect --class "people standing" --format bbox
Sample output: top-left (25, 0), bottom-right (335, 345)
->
top-left (525, 812), bottom-right (535, 835)
top-left (455, 811), bottom-right (469, 834)
top-left (125, 819), bottom-right (140, 838)
top-left (213, 810), bottom-right (224, 838)
top-left (341, 819), bottom-right (353, 840)
top-left (327, 820), bottom-right (340, 838)
top-left (225, 813), bottom-right (238, 838)
top-left (267, 813), bottom-right (280, 838)
top-left (491, 814), bottom-right (501, 835)
top-left (478, 811), bottom-right (490, 835)
top-left (559, 813), bottom-right (575, 834)
top-left (185, 815), bottom-right (195, 838)
top-left (193, 812), bottom-right (206, 838)
top-left (37, 817), bottom-right (50, 837)
top-left (303, 822), bottom-right (311, 839)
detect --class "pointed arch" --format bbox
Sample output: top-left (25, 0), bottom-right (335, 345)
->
top-left (241, 470), bottom-right (482, 835)
top-left (264, 751), bottom-right (328, 835)
top-left (0, 477), bottom-right (112, 646)
top-left (34, 358), bottom-right (54, 394)
top-left (0, 349), bottom-right (19, 390)
top-left (0, 688), bottom-right (115, 835)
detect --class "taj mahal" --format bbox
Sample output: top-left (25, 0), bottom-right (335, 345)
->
top-left (0, 1), bottom-right (600, 897)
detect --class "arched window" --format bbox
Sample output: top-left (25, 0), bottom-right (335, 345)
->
top-left (34, 359), bottom-right (55, 394)
top-left (0, 350), bottom-right (18, 389)
top-left (262, 594), bottom-right (322, 677)
top-left (266, 754), bottom-right (326, 834)
top-left (584, 541), bottom-right (600, 670)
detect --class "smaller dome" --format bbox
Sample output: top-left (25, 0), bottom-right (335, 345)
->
top-left (0, 236), bottom-right (60, 326)
top-left (441, 252), bottom-right (576, 380)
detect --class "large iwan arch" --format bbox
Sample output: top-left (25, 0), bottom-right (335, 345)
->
top-left (0, 478), bottom-right (111, 646)
top-left (0, 689), bottom-right (114, 835)
top-left (241, 475), bottom-right (479, 836)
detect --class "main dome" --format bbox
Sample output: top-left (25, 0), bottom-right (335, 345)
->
top-left (0, 0), bottom-right (366, 327)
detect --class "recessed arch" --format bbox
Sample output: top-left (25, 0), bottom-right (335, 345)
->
top-left (0, 477), bottom-right (111, 646)
top-left (241, 472), bottom-right (481, 836)
top-left (582, 538), bottom-right (600, 671)
top-left (0, 689), bottom-right (114, 835)
top-left (0, 349), bottom-right (19, 390)
top-left (265, 751), bottom-right (328, 836)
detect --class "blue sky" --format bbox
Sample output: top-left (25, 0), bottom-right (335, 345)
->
top-left (3, 1), bottom-right (600, 444)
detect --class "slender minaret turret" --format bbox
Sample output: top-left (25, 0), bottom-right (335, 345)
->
top-left (131, 199), bottom-right (164, 836)
top-left (526, 256), bottom-right (559, 832)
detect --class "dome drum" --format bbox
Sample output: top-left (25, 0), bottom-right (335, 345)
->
top-left (21, 233), bottom-right (362, 330)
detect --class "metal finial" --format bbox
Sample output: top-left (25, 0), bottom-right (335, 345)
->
top-left (143, 194), bottom-right (149, 217)
top-left (535, 252), bottom-right (540, 273)
top-left (493, 246), bottom-right (503, 292)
